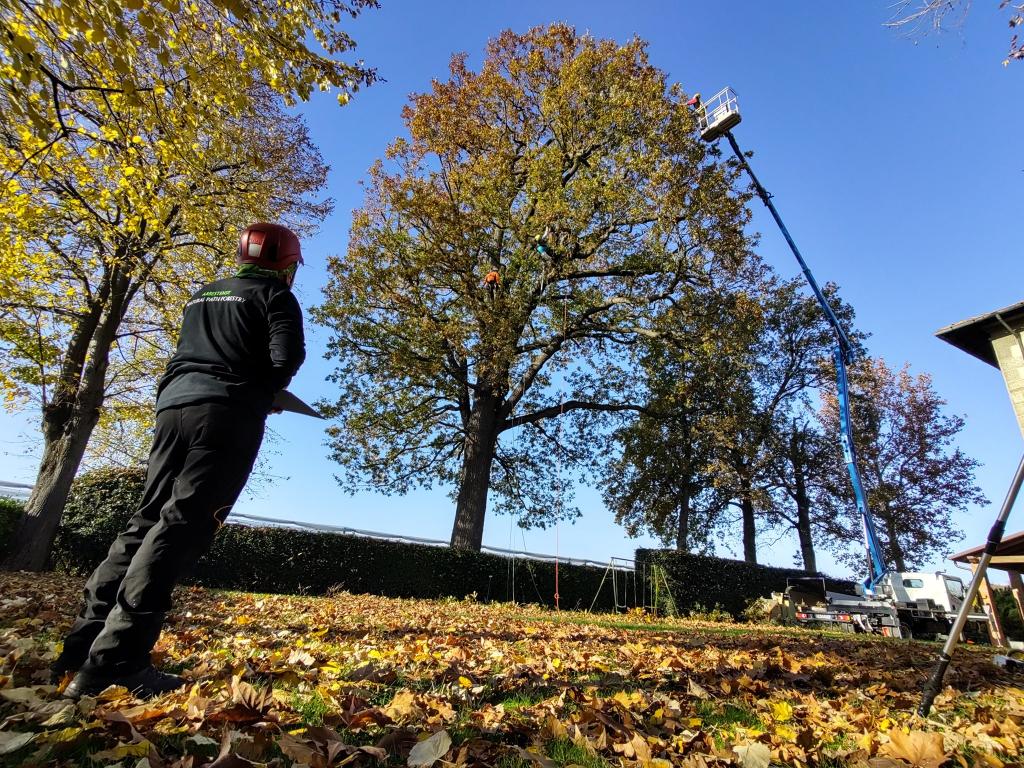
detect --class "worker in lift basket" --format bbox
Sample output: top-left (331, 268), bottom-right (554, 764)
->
top-left (52, 222), bottom-right (306, 699)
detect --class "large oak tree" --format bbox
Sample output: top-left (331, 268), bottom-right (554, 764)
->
top-left (315, 25), bottom-right (755, 551)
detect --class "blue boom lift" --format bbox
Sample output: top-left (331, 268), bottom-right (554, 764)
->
top-left (691, 87), bottom-right (986, 640)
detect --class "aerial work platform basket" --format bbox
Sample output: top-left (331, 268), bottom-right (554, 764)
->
top-left (695, 86), bottom-right (742, 141)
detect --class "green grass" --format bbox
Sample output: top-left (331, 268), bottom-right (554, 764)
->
top-left (817, 732), bottom-right (861, 768)
top-left (495, 754), bottom-right (532, 768)
top-left (694, 700), bottom-right (764, 730)
top-left (545, 737), bottom-right (611, 767)
top-left (328, 728), bottom-right (385, 748)
top-left (514, 611), bottom-right (789, 639)
top-left (511, 609), bottom-right (999, 651)
top-left (291, 689), bottom-right (330, 727)
top-left (446, 724), bottom-right (479, 747)
top-left (498, 688), bottom-right (550, 712)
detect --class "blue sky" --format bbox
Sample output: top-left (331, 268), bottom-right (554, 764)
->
top-left (2, 1), bottom-right (1022, 581)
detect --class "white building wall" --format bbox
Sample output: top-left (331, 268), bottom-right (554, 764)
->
top-left (992, 330), bottom-right (1024, 439)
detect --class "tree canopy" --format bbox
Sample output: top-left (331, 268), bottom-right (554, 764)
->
top-left (887, 0), bottom-right (1023, 64)
top-left (818, 357), bottom-right (987, 572)
top-left (315, 24), bottom-right (756, 551)
top-left (600, 269), bottom-right (764, 552)
top-left (0, 0), bottom-right (375, 570)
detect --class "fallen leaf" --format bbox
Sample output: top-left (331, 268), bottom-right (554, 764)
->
top-left (407, 729), bottom-right (451, 767)
top-left (0, 731), bottom-right (35, 756)
top-left (733, 742), bottom-right (771, 768)
top-left (771, 700), bottom-right (793, 722)
top-left (512, 745), bottom-right (558, 768)
top-left (91, 739), bottom-right (153, 760)
top-left (878, 730), bottom-right (947, 768)
top-left (0, 687), bottom-right (45, 708)
top-left (687, 678), bottom-right (711, 699)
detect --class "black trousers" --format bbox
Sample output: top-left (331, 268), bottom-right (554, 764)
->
top-left (58, 402), bottom-right (265, 675)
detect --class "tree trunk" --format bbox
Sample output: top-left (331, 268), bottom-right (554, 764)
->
top-left (731, 451), bottom-right (758, 564)
top-left (3, 275), bottom-right (126, 572)
top-left (880, 509), bottom-right (906, 571)
top-left (794, 492), bottom-right (816, 573)
top-left (737, 468), bottom-right (757, 564)
top-left (676, 486), bottom-right (691, 551)
top-left (3, 403), bottom-right (101, 570)
top-left (741, 494), bottom-right (757, 564)
top-left (790, 431), bottom-right (817, 572)
top-left (450, 392), bottom-right (502, 551)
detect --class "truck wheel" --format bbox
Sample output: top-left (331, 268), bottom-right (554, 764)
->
top-left (899, 622), bottom-right (913, 640)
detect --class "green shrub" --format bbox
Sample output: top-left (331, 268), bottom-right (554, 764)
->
top-left (687, 602), bottom-right (734, 623)
top-left (52, 467), bottom-right (146, 574)
top-left (636, 548), bottom-right (855, 619)
top-left (0, 496), bottom-right (25, 559)
top-left (741, 595), bottom-right (782, 624)
top-left (993, 586), bottom-right (1024, 641)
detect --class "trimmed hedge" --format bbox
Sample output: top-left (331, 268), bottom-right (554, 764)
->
top-left (52, 467), bottom-right (148, 574)
top-left (53, 468), bottom-right (855, 617)
top-left (199, 526), bottom-right (613, 610)
top-left (0, 496), bottom-right (25, 560)
top-left (636, 548), bottom-right (857, 617)
top-left (54, 467), bottom-right (615, 610)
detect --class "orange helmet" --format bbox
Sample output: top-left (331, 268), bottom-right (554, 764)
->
top-left (237, 223), bottom-right (303, 270)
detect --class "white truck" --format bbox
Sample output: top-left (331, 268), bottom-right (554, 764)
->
top-left (778, 571), bottom-right (989, 640)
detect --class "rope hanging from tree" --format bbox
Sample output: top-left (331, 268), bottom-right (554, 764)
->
top-left (553, 293), bottom-right (569, 611)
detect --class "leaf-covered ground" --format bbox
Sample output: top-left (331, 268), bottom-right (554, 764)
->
top-left (0, 572), bottom-right (1021, 768)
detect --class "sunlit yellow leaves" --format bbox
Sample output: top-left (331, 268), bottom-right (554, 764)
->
top-left (775, 723), bottom-right (797, 741)
top-left (770, 700), bottom-right (793, 722)
top-left (91, 739), bottom-right (152, 760)
top-left (0, 1), bottom-right (337, 472)
top-left (3, 1), bottom-right (374, 152)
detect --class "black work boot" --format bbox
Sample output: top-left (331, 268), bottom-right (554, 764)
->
top-left (49, 661), bottom-right (79, 686)
top-left (48, 643), bottom-right (91, 684)
top-left (64, 665), bottom-right (186, 700)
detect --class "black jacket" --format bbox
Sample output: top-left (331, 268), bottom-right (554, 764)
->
top-left (156, 275), bottom-right (305, 415)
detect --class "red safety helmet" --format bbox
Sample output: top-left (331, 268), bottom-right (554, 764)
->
top-left (237, 223), bottom-right (303, 270)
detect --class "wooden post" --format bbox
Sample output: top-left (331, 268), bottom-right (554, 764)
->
top-left (1009, 571), bottom-right (1024, 641)
top-left (972, 561), bottom-right (1009, 647)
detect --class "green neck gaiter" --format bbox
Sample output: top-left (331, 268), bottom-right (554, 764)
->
top-left (235, 263), bottom-right (296, 282)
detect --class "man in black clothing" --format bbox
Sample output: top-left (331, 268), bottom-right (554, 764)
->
top-left (55, 222), bottom-right (306, 699)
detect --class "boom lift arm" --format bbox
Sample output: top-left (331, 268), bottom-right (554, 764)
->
top-left (695, 88), bottom-right (888, 590)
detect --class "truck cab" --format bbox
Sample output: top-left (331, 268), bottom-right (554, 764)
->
top-left (874, 571), bottom-right (968, 614)
top-left (869, 571), bottom-right (987, 639)
top-left (780, 571), bottom-right (988, 640)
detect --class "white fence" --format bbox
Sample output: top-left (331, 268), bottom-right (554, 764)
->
top-left (0, 480), bottom-right (32, 501)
